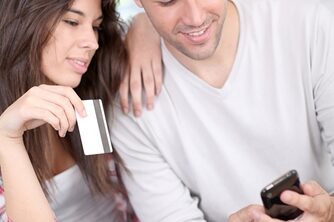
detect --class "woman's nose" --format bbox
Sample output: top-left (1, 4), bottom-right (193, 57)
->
top-left (78, 27), bottom-right (99, 50)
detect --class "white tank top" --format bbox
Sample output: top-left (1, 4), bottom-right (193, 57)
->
top-left (46, 164), bottom-right (125, 222)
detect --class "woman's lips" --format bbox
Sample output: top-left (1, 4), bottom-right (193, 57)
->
top-left (67, 58), bottom-right (89, 74)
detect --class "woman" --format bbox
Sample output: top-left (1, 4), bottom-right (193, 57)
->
top-left (0, 0), bottom-right (160, 221)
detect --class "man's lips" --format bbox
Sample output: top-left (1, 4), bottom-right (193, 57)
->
top-left (180, 24), bottom-right (212, 45)
top-left (186, 28), bottom-right (207, 36)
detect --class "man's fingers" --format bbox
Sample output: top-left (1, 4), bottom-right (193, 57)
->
top-left (302, 181), bottom-right (327, 197)
top-left (228, 205), bottom-right (266, 222)
top-left (280, 190), bottom-right (319, 214)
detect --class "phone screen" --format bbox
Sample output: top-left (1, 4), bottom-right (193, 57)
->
top-left (260, 170), bottom-right (303, 220)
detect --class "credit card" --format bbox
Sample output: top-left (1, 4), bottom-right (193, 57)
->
top-left (76, 99), bottom-right (112, 155)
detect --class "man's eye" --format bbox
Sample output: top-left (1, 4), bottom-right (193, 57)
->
top-left (63, 20), bottom-right (79, 26)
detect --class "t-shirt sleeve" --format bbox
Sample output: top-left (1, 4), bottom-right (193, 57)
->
top-left (110, 105), bottom-right (206, 222)
top-left (311, 3), bottom-right (334, 164)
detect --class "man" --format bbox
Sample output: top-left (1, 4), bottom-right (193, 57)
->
top-left (110, 0), bottom-right (334, 221)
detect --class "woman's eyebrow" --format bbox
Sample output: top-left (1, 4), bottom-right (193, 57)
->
top-left (67, 8), bottom-right (85, 16)
top-left (67, 8), bottom-right (103, 20)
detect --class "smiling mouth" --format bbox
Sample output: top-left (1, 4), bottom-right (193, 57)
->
top-left (181, 25), bottom-right (211, 45)
top-left (186, 28), bottom-right (207, 37)
top-left (73, 59), bottom-right (87, 66)
top-left (67, 58), bottom-right (89, 74)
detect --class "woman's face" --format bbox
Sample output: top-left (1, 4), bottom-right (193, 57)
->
top-left (41, 0), bottom-right (102, 88)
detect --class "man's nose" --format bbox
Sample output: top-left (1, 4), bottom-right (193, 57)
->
top-left (182, 0), bottom-right (206, 27)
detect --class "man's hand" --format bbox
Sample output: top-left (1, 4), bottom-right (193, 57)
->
top-left (228, 181), bottom-right (334, 222)
top-left (280, 181), bottom-right (334, 221)
top-left (228, 204), bottom-right (273, 222)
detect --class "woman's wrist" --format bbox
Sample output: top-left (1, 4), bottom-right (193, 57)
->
top-left (0, 132), bottom-right (25, 163)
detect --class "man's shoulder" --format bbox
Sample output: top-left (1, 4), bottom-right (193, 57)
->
top-left (111, 90), bottom-right (177, 129)
top-left (240, 0), bottom-right (326, 15)
top-left (239, 0), bottom-right (332, 33)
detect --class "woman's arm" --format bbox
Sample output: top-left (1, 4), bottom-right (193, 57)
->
top-left (0, 85), bottom-right (85, 222)
top-left (120, 13), bottom-right (162, 117)
top-left (0, 137), bottom-right (55, 222)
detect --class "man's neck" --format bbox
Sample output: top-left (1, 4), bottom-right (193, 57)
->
top-left (166, 1), bottom-right (240, 89)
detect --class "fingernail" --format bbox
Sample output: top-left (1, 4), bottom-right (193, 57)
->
top-left (135, 110), bottom-right (141, 117)
top-left (147, 104), bottom-right (153, 110)
top-left (123, 107), bottom-right (129, 114)
top-left (280, 191), bottom-right (291, 202)
top-left (81, 109), bottom-right (87, 117)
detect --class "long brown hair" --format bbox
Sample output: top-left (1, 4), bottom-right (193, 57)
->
top-left (0, 0), bottom-right (127, 195)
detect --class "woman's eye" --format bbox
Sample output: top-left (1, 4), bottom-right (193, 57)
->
top-left (159, 0), bottom-right (175, 6)
top-left (64, 20), bottom-right (79, 27)
top-left (93, 26), bottom-right (102, 32)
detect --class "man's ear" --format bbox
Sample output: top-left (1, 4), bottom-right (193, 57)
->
top-left (134, 0), bottom-right (143, 8)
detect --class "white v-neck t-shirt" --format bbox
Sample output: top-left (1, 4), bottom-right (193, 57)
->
top-left (111, 0), bottom-right (334, 221)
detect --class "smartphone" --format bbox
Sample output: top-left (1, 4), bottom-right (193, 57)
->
top-left (260, 170), bottom-right (304, 220)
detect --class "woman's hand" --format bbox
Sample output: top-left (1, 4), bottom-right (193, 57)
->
top-left (0, 84), bottom-right (86, 140)
top-left (228, 181), bottom-right (334, 222)
top-left (0, 84), bottom-right (81, 222)
top-left (120, 12), bottom-right (162, 117)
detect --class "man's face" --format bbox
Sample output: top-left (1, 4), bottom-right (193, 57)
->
top-left (136, 0), bottom-right (228, 60)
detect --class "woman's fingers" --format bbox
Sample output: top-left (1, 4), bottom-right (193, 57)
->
top-left (31, 87), bottom-right (76, 132)
top-left (152, 55), bottom-right (163, 95)
top-left (122, 58), bottom-right (162, 117)
top-left (122, 12), bottom-right (162, 117)
top-left (23, 107), bottom-right (60, 132)
top-left (0, 85), bottom-right (84, 139)
top-left (142, 63), bottom-right (155, 111)
top-left (38, 102), bottom-right (69, 137)
top-left (21, 85), bottom-right (84, 136)
top-left (39, 84), bottom-right (86, 117)
top-left (129, 66), bottom-right (143, 117)
top-left (119, 68), bottom-right (130, 114)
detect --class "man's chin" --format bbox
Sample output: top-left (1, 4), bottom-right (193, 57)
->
top-left (181, 48), bottom-right (216, 60)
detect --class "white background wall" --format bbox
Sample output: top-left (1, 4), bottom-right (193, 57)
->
top-left (117, 0), bottom-right (143, 22)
